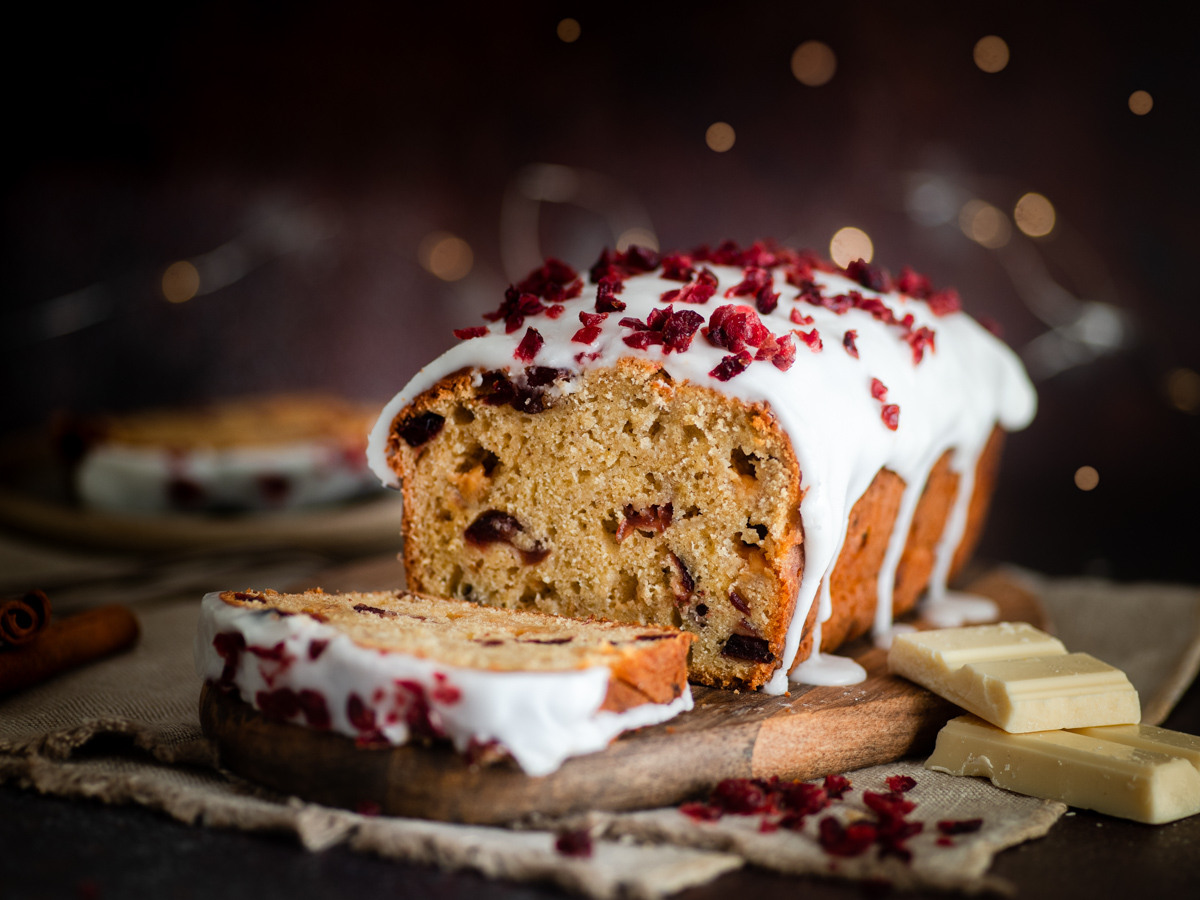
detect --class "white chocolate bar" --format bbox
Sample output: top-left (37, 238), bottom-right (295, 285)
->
top-left (1071, 723), bottom-right (1200, 770)
top-left (888, 624), bottom-right (1140, 732)
top-left (927, 715), bottom-right (1200, 824)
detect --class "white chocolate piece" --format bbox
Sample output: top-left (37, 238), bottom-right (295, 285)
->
top-left (888, 624), bottom-right (1140, 732)
top-left (1071, 723), bottom-right (1200, 771)
top-left (927, 715), bottom-right (1200, 824)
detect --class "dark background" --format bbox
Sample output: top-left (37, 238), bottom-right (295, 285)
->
top-left (2, 1), bottom-right (1197, 582)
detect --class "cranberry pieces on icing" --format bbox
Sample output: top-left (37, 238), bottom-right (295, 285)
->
top-left (619, 305), bottom-right (704, 353)
top-left (514, 327), bottom-right (543, 362)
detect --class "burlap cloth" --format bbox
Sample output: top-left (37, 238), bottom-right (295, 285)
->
top-left (2, 563), bottom-right (1198, 897)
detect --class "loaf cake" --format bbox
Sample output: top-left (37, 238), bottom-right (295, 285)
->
top-left (70, 394), bottom-right (381, 513)
top-left (367, 241), bottom-right (1036, 693)
top-left (195, 588), bottom-right (693, 774)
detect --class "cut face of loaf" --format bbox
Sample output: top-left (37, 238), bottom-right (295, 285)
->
top-left (383, 359), bottom-right (1002, 690)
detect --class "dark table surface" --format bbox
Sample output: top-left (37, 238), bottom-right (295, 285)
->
top-left (4, 654), bottom-right (1200, 900)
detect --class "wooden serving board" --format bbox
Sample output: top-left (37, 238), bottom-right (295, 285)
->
top-left (200, 568), bottom-right (1045, 825)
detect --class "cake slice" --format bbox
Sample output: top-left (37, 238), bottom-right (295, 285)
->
top-left (195, 588), bottom-right (693, 775)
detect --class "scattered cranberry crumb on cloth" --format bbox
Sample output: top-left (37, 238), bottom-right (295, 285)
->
top-left (573, 763), bottom-right (1064, 894)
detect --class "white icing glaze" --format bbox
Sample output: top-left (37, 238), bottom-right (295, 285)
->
top-left (367, 254), bottom-right (1036, 694)
top-left (194, 592), bottom-right (692, 776)
top-left (79, 442), bottom-right (380, 513)
top-left (919, 590), bottom-right (1001, 628)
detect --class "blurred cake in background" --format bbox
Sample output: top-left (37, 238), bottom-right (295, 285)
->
top-left (66, 394), bottom-right (382, 514)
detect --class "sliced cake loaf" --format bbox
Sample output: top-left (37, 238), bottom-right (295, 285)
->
top-left (368, 242), bottom-right (1036, 693)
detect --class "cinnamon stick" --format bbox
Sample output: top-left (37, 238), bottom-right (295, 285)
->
top-left (0, 589), bottom-right (52, 648)
top-left (0, 605), bottom-right (140, 695)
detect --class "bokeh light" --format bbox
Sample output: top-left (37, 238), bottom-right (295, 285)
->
top-left (973, 35), bottom-right (1009, 73)
top-left (418, 232), bottom-right (474, 282)
top-left (1014, 192), bottom-right (1056, 238)
top-left (705, 121), bottom-right (736, 152)
top-left (1128, 90), bottom-right (1154, 115)
top-left (161, 260), bottom-right (200, 304)
top-left (830, 227), bottom-right (873, 267)
top-left (959, 199), bottom-right (1012, 248)
top-left (1166, 367), bottom-right (1200, 414)
top-left (556, 18), bottom-right (581, 43)
top-left (1074, 465), bottom-right (1100, 491)
top-left (791, 40), bottom-right (837, 86)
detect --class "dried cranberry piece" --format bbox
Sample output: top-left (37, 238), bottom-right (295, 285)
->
top-left (396, 679), bottom-right (441, 738)
top-left (347, 693), bottom-right (380, 736)
top-left (870, 378), bottom-right (888, 401)
top-left (589, 248), bottom-right (621, 283)
top-left (679, 801), bottom-right (723, 822)
top-left (212, 631), bottom-right (245, 686)
top-left (595, 277), bottom-right (626, 312)
top-left (937, 818), bottom-right (983, 835)
top-left (927, 288), bottom-right (962, 316)
top-left (843, 329), bottom-right (859, 359)
top-left (525, 365), bottom-right (569, 387)
top-left (661, 273), bottom-right (717, 306)
top-left (769, 333), bottom-right (796, 371)
top-left (514, 327), bottom-right (544, 362)
top-left (724, 266), bottom-right (773, 301)
top-left (398, 411), bottom-right (445, 447)
top-left (711, 778), bottom-right (774, 815)
top-left (728, 589), bottom-right (751, 615)
top-left (705, 304), bottom-right (765, 352)
top-left (431, 672), bottom-right (462, 704)
top-left (453, 325), bottom-right (489, 340)
top-left (895, 266), bottom-right (932, 299)
top-left (823, 773), bottom-right (852, 799)
top-left (514, 260), bottom-right (581, 304)
top-left (881, 403), bottom-right (900, 431)
top-left (354, 604), bottom-right (398, 618)
top-left (789, 308), bottom-right (814, 326)
top-left (863, 790), bottom-right (916, 819)
top-left (795, 328), bottom-right (823, 352)
top-left (818, 816), bottom-right (877, 857)
top-left (554, 829), bottom-right (594, 858)
top-left (660, 253), bottom-right (695, 282)
top-left (465, 510), bottom-right (524, 546)
top-left (615, 503), bottom-right (673, 541)
top-left (297, 689), bottom-right (331, 729)
top-left (484, 287), bottom-right (547, 334)
top-left (721, 633), bottom-right (775, 663)
top-left (905, 325), bottom-right (936, 363)
top-left (710, 351), bottom-right (752, 381)
top-left (577, 311), bottom-right (606, 328)
top-left (572, 324), bottom-right (602, 344)
top-left (777, 781), bottom-right (830, 816)
top-left (622, 244), bottom-right (660, 272)
top-left (308, 639), bottom-right (329, 661)
top-left (886, 774), bottom-right (917, 794)
top-left (478, 370), bottom-right (517, 407)
top-left (844, 258), bottom-right (892, 292)
top-left (660, 308), bottom-right (705, 352)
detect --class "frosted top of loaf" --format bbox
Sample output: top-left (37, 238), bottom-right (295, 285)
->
top-left (368, 243), bottom-right (1036, 693)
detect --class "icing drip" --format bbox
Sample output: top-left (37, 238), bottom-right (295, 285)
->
top-left (919, 591), bottom-right (1000, 628)
top-left (367, 249), bottom-right (1036, 694)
